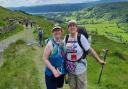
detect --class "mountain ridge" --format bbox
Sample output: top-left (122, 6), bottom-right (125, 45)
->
top-left (9, 0), bottom-right (128, 13)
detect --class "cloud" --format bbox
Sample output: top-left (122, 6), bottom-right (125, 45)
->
top-left (0, 0), bottom-right (99, 7)
top-left (25, 0), bottom-right (69, 4)
top-left (25, 0), bottom-right (99, 4)
top-left (26, 0), bottom-right (43, 4)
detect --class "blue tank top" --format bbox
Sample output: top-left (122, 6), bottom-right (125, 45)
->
top-left (45, 39), bottom-right (66, 76)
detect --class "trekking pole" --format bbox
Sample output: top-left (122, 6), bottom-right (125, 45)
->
top-left (97, 48), bottom-right (109, 84)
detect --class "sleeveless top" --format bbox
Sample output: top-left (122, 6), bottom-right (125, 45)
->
top-left (45, 39), bottom-right (66, 76)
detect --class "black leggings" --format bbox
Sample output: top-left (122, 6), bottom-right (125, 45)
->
top-left (45, 75), bottom-right (65, 89)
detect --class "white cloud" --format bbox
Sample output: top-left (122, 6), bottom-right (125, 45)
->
top-left (0, 0), bottom-right (99, 7)
top-left (26, 0), bottom-right (43, 4)
top-left (25, 0), bottom-right (69, 5)
top-left (25, 0), bottom-right (99, 4)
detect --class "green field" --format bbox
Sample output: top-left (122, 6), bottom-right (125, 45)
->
top-left (44, 2), bottom-right (128, 45)
top-left (0, 40), bottom-right (43, 89)
top-left (0, 2), bottom-right (128, 89)
top-left (85, 23), bottom-right (128, 43)
top-left (0, 34), bottom-right (128, 89)
top-left (87, 34), bottom-right (128, 89)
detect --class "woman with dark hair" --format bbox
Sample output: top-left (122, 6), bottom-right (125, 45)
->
top-left (64, 20), bottom-right (106, 89)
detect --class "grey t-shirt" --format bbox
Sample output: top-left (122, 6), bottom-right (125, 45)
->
top-left (64, 34), bottom-right (90, 75)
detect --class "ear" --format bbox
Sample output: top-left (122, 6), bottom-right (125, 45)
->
top-left (61, 29), bottom-right (63, 33)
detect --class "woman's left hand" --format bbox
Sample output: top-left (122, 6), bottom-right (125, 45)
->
top-left (52, 68), bottom-right (61, 78)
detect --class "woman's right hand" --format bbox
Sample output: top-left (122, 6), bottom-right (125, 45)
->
top-left (52, 68), bottom-right (60, 78)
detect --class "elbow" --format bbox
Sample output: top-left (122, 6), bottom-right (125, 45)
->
top-left (88, 47), bottom-right (95, 56)
top-left (88, 47), bottom-right (93, 54)
top-left (43, 55), bottom-right (49, 64)
top-left (43, 57), bottom-right (47, 63)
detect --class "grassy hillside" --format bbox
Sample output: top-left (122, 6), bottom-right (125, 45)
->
top-left (87, 34), bottom-right (128, 89)
top-left (0, 40), bottom-right (41, 89)
top-left (36, 3), bottom-right (128, 88)
top-left (0, 6), bottom-right (54, 41)
top-left (0, 24), bottom-right (23, 41)
top-left (0, 35), bottom-right (128, 89)
top-left (49, 2), bottom-right (128, 23)
top-left (44, 2), bottom-right (128, 44)
top-left (0, 3), bottom-right (128, 89)
top-left (78, 2), bottom-right (128, 23)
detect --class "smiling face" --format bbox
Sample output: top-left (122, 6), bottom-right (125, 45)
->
top-left (68, 23), bottom-right (77, 34)
top-left (52, 29), bottom-right (62, 39)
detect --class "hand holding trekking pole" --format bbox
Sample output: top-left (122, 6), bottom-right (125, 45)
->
top-left (99, 59), bottom-right (106, 65)
top-left (98, 48), bottom-right (109, 84)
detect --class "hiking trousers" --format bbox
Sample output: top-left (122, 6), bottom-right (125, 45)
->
top-left (68, 71), bottom-right (87, 89)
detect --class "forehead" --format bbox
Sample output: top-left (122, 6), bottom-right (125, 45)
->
top-left (53, 29), bottom-right (61, 32)
top-left (68, 23), bottom-right (77, 26)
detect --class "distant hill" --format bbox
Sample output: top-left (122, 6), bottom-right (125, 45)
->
top-left (98, 0), bottom-right (128, 3)
top-left (42, 2), bottom-right (128, 44)
top-left (45, 2), bottom-right (128, 23)
top-left (10, 3), bottom-right (94, 13)
top-left (80, 2), bottom-right (128, 23)
top-left (0, 6), bottom-right (53, 40)
top-left (0, 6), bottom-right (53, 29)
top-left (9, 0), bottom-right (128, 13)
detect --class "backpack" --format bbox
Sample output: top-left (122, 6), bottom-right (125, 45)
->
top-left (65, 33), bottom-right (89, 59)
top-left (38, 31), bottom-right (42, 37)
top-left (77, 26), bottom-right (89, 40)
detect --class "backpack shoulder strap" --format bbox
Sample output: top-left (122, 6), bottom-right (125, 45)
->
top-left (77, 33), bottom-right (87, 59)
top-left (51, 38), bottom-right (62, 48)
top-left (65, 34), bottom-right (69, 44)
top-left (51, 39), bottom-right (56, 47)
top-left (77, 33), bottom-right (84, 51)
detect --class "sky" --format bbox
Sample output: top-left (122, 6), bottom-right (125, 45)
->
top-left (0, 0), bottom-right (99, 7)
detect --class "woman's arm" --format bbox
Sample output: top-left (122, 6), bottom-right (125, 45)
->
top-left (80, 35), bottom-right (105, 65)
top-left (88, 47), bottom-right (106, 65)
top-left (43, 42), bottom-right (60, 77)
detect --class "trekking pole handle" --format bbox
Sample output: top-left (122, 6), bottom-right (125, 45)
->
top-left (103, 49), bottom-right (109, 61)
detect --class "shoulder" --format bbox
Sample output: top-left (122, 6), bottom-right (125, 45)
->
top-left (64, 34), bottom-right (69, 42)
top-left (79, 34), bottom-right (88, 41)
top-left (80, 34), bottom-right (90, 45)
top-left (80, 34), bottom-right (86, 39)
top-left (45, 40), bottom-right (53, 49)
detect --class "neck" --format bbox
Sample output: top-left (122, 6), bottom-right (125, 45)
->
top-left (54, 37), bottom-right (61, 42)
top-left (70, 32), bottom-right (77, 38)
